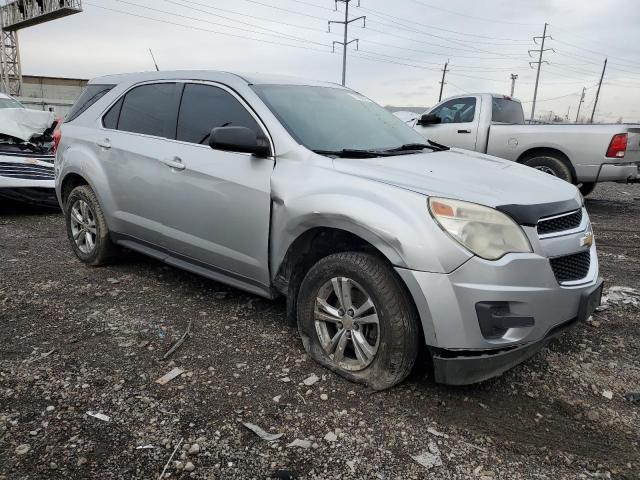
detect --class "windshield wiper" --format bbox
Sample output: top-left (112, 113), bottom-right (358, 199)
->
top-left (312, 148), bottom-right (385, 158)
top-left (382, 141), bottom-right (450, 153)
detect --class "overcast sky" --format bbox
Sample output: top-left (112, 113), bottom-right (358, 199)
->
top-left (13, 0), bottom-right (640, 122)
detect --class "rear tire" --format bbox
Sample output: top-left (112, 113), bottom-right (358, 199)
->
top-left (64, 185), bottom-right (117, 266)
top-left (523, 155), bottom-right (573, 183)
top-left (579, 182), bottom-right (597, 197)
top-left (296, 252), bottom-right (420, 390)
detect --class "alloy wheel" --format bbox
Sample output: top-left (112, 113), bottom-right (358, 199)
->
top-left (314, 277), bottom-right (380, 371)
top-left (70, 199), bottom-right (97, 254)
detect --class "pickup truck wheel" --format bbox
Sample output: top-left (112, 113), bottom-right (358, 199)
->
top-left (297, 252), bottom-right (420, 390)
top-left (579, 182), bottom-right (597, 197)
top-left (523, 155), bottom-right (573, 183)
top-left (65, 185), bottom-right (117, 266)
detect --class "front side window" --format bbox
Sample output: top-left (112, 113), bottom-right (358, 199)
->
top-left (116, 83), bottom-right (179, 138)
top-left (177, 84), bottom-right (260, 145)
top-left (431, 97), bottom-right (476, 124)
top-left (252, 84), bottom-right (426, 152)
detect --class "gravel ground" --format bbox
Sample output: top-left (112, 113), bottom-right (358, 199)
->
top-left (1, 183), bottom-right (639, 480)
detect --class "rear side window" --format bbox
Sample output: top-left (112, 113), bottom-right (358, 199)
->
top-left (431, 97), bottom-right (476, 123)
top-left (117, 83), bottom-right (180, 138)
top-left (177, 84), bottom-right (261, 145)
top-left (492, 98), bottom-right (525, 124)
top-left (66, 84), bottom-right (114, 122)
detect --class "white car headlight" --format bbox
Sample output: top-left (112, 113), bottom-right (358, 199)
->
top-left (428, 197), bottom-right (532, 260)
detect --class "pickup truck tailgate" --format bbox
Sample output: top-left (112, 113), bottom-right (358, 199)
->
top-left (626, 128), bottom-right (640, 163)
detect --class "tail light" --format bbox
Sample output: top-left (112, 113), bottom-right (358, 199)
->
top-left (52, 119), bottom-right (63, 153)
top-left (606, 133), bottom-right (627, 158)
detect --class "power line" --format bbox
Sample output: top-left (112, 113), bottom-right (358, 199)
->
top-left (113, 0), bottom-right (328, 47)
top-left (85, 2), bottom-right (332, 53)
top-left (408, 0), bottom-right (538, 26)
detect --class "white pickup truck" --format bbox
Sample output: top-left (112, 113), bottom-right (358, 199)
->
top-left (413, 93), bottom-right (640, 195)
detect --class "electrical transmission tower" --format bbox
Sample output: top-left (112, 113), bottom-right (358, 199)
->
top-left (528, 22), bottom-right (554, 122)
top-left (328, 0), bottom-right (365, 86)
top-left (0, 0), bottom-right (83, 96)
top-left (438, 60), bottom-right (449, 102)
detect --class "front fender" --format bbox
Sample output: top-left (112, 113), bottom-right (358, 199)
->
top-left (269, 159), bottom-right (472, 277)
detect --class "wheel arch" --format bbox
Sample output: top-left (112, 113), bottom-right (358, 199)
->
top-left (516, 147), bottom-right (577, 184)
top-left (60, 172), bottom-right (90, 207)
top-left (273, 226), bottom-right (428, 347)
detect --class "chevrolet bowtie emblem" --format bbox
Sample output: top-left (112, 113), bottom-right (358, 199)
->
top-left (580, 233), bottom-right (594, 247)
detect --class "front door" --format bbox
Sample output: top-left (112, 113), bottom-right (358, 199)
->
top-left (158, 82), bottom-right (274, 288)
top-left (415, 96), bottom-right (480, 151)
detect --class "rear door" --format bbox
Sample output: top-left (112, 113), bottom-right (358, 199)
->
top-left (158, 82), bottom-right (274, 288)
top-left (415, 96), bottom-right (480, 150)
top-left (98, 82), bottom-right (181, 243)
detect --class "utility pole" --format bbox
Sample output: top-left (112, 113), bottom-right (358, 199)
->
top-left (565, 105), bottom-right (570, 122)
top-left (575, 86), bottom-right (586, 123)
top-left (328, 0), bottom-right (365, 86)
top-left (528, 23), bottom-right (554, 122)
top-left (438, 60), bottom-right (449, 102)
top-left (510, 73), bottom-right (518, 97)
top-left (590, 58), bottom-right (607, 124)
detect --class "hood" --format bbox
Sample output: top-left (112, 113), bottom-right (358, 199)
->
top-left (0, 108), bottom-right (56, 142)
top-left (332, 149), bottom-right (581, 224)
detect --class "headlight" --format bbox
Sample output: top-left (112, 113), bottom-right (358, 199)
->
top-left (428, 197), bottom-right (532, 260)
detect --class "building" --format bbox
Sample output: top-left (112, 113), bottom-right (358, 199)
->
top-left (16, 75), bottom-right (87, 116)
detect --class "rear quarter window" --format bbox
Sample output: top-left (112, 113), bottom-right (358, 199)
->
top-left (492, 98), bottom-right (524, 124)
top-left (66, 84), bottom-right (115, 123)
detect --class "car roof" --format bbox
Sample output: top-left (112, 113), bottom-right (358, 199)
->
top-left (90, 70), bottom-right (344, 89)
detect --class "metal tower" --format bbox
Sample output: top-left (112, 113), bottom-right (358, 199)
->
top-left (0, 0), bottom-right (82, 96)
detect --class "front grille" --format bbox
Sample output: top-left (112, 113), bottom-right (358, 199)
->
top-left (537, 209), bottom-right (583, 235)
top-left (0, 161), bottom-right (54, 180)
top-left (550, 251), bottom-right (591, 283)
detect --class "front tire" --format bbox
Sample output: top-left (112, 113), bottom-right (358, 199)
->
top-left (297, 252), bottom-right (420, 390)
top-left (523, 155), bottom-right (573, 183)
top-left (64, 185), bottom-right (117, 266)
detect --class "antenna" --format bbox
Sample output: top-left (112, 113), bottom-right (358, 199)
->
top-left (149, 48), bottom-right (160, 72)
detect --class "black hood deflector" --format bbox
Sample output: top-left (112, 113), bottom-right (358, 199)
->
top-left (496, 198), bottom-right (581, 226)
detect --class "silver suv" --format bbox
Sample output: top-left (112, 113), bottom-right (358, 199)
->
top-left (55, 71), bottom-right (603, 389)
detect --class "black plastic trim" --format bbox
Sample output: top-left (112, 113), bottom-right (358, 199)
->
top-left (496, 198), bottom-right (581, 226)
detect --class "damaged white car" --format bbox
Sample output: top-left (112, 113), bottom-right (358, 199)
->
top-left (0, 93), bottom-right (59, 207)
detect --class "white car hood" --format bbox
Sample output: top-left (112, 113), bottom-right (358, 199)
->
top-left (332, 148), bottom-right (580, 211)
top-left (0, 108), bottom-right (56, 142)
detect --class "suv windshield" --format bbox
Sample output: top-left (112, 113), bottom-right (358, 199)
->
top-left (492, 97), bottom-right (524, 124)
top-left (252, 84), bottom-right (428, 154)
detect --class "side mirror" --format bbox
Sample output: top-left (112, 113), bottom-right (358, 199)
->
top-left (417, 113), bottom-right (441, 126)
top-left (209, 126), bottom-right (271, 157)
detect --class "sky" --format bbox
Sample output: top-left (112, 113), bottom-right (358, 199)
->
top-left (11, 0), bottom-right (640, 122)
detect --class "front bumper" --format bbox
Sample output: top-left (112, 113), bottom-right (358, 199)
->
top-left (396, 213), bottom-right (601, 385)
top-left (430, 278), bottom-right (603, 385)
top-left (0, 154), bottom-right (56, 206)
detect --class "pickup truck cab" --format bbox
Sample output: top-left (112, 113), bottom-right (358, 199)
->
top-left (55, 72), bottom-right (602, 389)
top-left (414, 93), bottom-right (640, 195)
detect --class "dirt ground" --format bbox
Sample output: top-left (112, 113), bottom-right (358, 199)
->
top-left (1, 183), bottom-right (639, 480)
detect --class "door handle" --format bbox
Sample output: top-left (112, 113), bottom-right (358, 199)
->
top-left (457, 129), bottom-right (472, 134)
top-left (161, 156), bottom-right (186, 170)
top-left (97, 138), bottom-right (111, 149)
